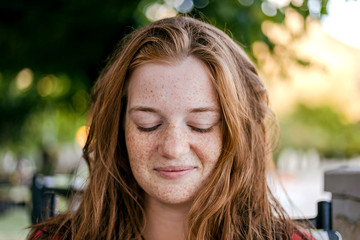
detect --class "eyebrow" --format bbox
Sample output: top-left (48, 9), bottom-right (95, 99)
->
top-left (189, 107), bottom-right (220, 113)
top-left (128, 106), bottom-right (158, 114)
top-left (128, 106), bottom-right (220, 114)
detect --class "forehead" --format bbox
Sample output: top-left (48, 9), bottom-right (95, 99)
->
top-left (127, 57), bottom-right (219, 110)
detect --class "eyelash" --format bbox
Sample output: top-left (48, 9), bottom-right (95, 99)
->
top-left (137, 125), bottom-right (213, 133)
top-left (189, 126), bottom-right (213, 133)
top-left (137, 124), bottom-right (161, 132)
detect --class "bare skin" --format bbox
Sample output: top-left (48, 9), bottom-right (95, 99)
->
top-left (144, 198), bottom-right (190, 240)
top-left (125, 56), bottom-right (222, 240)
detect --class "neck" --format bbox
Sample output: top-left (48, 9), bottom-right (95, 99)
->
top-left (143, 196), bottom-right (191, 240)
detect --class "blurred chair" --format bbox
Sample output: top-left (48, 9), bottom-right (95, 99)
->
top-left (31, 174), bottom-right (80, 224)
top-left (31, 175), bottom-right (342, 239)
top-left (295, 201), bottom-right (342, 240)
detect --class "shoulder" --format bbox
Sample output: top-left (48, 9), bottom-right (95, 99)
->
top-left (292, 231), bottom-right (316, 240)
top-left (29, 214), bottom-right (70, 240)
top-left (32, 228), bottom-right (62, 240)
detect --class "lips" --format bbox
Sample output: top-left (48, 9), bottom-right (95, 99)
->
top-left (154, 166), bottom-right (196, 179)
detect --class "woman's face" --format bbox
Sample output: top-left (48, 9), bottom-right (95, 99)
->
top-left (125, 56), bottom-right (222, 205)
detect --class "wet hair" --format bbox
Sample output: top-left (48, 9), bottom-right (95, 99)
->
top-left (28, 16), bottom-right (307, 240)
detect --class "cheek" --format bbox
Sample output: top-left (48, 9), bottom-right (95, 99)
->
top-left (194, 129), bottom-right (223, 167)
top-left (125, 123), bottom-right (156, 167)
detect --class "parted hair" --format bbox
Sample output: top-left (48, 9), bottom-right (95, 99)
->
top-left (28, 16), bottom-right (306, 240)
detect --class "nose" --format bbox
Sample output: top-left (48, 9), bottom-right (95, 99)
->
top-left (158, 124), bottom-right (190, 160)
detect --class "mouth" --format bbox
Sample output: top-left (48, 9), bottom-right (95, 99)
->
top-left (154, 166), bottom-right (196, 179)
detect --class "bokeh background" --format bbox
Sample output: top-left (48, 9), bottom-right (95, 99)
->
top-left (1, 0), bottom-right (359, 239)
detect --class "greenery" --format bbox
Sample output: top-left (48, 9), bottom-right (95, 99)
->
top-left (279, 104), bottom-right (360, 158)
top-left (2, 0), bottom-right (354, 176)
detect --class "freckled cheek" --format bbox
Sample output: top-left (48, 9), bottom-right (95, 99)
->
top-left (125, 125), bottom-right (158, 167)
top-left (193, 130), bottom-right (223, 169)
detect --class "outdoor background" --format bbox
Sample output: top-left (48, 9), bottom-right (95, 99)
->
top-left (1, 0), bottom-right (359, 239)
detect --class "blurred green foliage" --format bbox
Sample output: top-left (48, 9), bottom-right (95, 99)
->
top-left (2, 0), bottom-right (351, 175)
top-left (279, 104), bottom-right (360, 158)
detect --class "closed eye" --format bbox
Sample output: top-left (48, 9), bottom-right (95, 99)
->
top-left (137, 124), bottom-right (161, 132)
top-left (189, 125), bottom-right (213, 133)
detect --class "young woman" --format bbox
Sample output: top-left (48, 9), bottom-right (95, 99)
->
top-left (28, 16), bottom-right (312, 240)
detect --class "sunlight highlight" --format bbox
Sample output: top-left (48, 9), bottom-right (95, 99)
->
top-left (76, 126), bottom-right (89, 147)
top-left (146, 3), bottom-right (177, 21)
top-left (16, 68), bottom-right (33, 91)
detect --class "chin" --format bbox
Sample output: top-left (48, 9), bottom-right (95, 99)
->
top-left (146, 185), bottom-right (199, 206)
